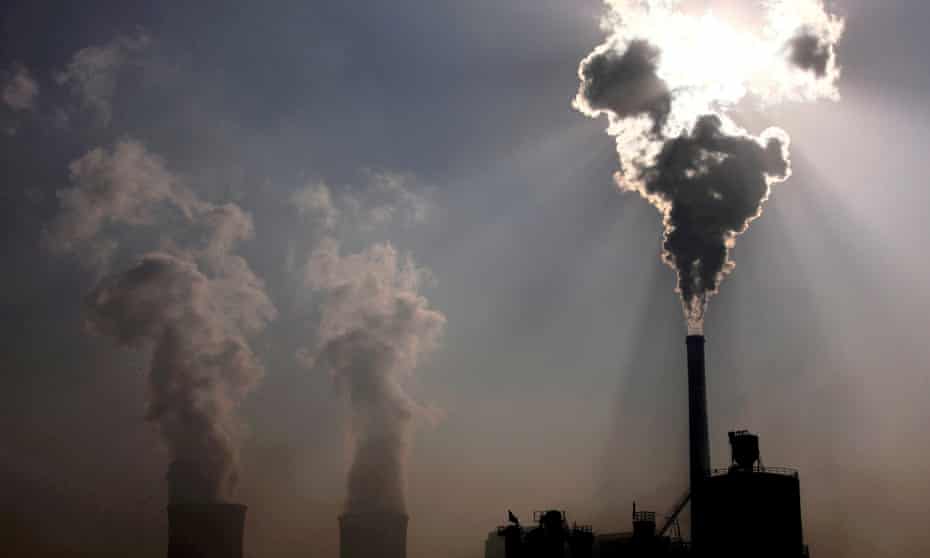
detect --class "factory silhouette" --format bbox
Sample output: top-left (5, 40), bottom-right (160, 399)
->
top-left (483, 335), bottom-right (808, 558)
top-left (160, 334), bottom-right (810, 558)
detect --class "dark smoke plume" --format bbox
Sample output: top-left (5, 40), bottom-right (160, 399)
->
top-left (641, 115), bottom-right (789, 324)
top-left (573, 1), bottom-right (843, 331)
top-left (576, 39), bottom-right (671, 132)
top-left (299, 238), bottom-right (445, 513)
top-left (787, 29), bottom-right (832, 77)
top-left (48, 140), bottom-right (276, 501)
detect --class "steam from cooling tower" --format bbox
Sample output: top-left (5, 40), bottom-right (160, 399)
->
top-left (46, 140), bottom-right (276, 501)
top-left (574, 0), bottom-right (844, 332)
top-left (299, 237), bottom-right (445, 514)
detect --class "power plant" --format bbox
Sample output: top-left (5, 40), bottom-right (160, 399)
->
top-left (150, 336), bottom-right (808, 558)
top-left (485, 335), bottom-right (810, 558)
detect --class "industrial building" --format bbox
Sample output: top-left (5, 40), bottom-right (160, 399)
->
top-left (485, 510), bottom-right (594, 558)
top-left (152, 335), bottom-right (808, 558)
top-left (484, 335), bottom-right (810, 558)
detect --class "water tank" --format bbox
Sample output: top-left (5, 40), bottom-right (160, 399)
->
top-left (728, 431), bottom-right (760, 470)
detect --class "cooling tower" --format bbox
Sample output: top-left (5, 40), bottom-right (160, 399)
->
top-left (339, 511), bottom-right (408, 558)
top-left (686, 335), bottom-right (710, 549)
top-left (166, 502), bottom-right (246, 558)
top-left (165, 462), bottom-right (246, 558)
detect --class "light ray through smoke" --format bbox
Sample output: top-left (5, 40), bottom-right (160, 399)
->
top-left (574, 0), bottom-right (843, 332)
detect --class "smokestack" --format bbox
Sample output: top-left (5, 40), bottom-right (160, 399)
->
top-left (686, 335), bottom-right (710, 547)
top-left (339, 512), bottom-right (408, 558)
top-left (166, 461), bottom-right (247, 558)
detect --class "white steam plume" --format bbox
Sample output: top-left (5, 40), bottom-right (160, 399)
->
top-left (55, 31), bottom-right (150, 126)
top-left (48, 140), bottom-right (276, 501)
top-left (2, 64), bottom-right (39, 112)
top-left (292, 176), bottom-right (443, 514)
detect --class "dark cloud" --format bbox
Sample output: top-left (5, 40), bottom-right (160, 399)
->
top-left (575, 40), bottom-right (671, 131)
top-left (639, 115), bottom-right (789, 306)
top-left (787, 29), bottom-right (831, 77)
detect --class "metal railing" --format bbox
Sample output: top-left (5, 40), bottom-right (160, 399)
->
top-left (710, 465), bottom-right (798, 478)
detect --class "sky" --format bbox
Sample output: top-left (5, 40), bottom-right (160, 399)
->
top-left (2, 1), bottom-right (930, 557)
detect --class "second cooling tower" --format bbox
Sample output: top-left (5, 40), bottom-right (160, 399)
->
top-left (167, 502), bottom-right (246, 558)
top-left (165, 461), bottom-right (247, 558)
top-left (339, 511), bottom-right (408, 558)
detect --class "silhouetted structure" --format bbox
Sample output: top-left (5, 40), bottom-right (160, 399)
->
top-left (700, 433), bottom-right (807, 558)
top-left (165, 462), bottom-right (246, 558)
top-left (484, 337), bottom-right (812, 558)
top-left (596, 505), bottom-right (689, 558)
top-left (485, 510), bottom-right (593, 558)
top-left (339, 511), bottom-right (408, 558)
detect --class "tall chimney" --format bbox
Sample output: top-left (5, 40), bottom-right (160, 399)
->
top-left (686, 335), bottom-right (710, 548)
top-left (166, 461), bottom-right (247, 558)
top-left (339, 512), bottom-right (408, 558)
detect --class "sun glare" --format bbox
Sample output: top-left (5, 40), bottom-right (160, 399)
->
top-left (577, 0), bottom-right (844, 329)
top-left (600, 0), bottom-right (843, 137)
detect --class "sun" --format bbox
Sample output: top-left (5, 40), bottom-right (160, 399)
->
top-left (601, 0), bottom-right (843, 134)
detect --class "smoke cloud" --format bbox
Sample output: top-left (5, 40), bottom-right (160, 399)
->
top-left (44, 140), bottom-right (195, 270)
top-left (2, 65), bottom-right (39, 111)
top-left (292, 174), bottom-right (444, 514)
top-left (49, 140), bottom-right (276, 502)
top-left (299, 239), bottom-right (445, 513)
top-left (574, 0), bottom-right (843, 332)
top-left (55, 31), bottom-right (150, 125)
top-left (787, 29), bottom-right (832, 77)
top-left (576, 39), bottom-right (670, 132)
top-left (290, 171), bottom-right (433, 233)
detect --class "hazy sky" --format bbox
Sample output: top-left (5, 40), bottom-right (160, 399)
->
top-left (2, 2), bottom-right (930, 557)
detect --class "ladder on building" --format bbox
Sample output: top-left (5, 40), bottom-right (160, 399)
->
top-left (657, 490), bottom-right (690, 538)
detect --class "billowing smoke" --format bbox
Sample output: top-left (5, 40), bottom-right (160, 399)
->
top-left (787, 29), bottom-right (832, 77)
top-left (47, 140), bottom-right (276, 502)
top-left (574, 0), bottom-right (843, 332)
top-left (577, 39), bottom-right (671, 132)
top-left (293, 179), bottom-right (443, 514)
top-left (54, 31), bottom-right (150, 125)
top-left (2, 64), bottom-right (39, 112)
top-left (44, 140), bottom-right (198, 270)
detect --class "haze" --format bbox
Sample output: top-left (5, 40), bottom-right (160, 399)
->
top-left (1, 1), bottom-right (929, 557)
